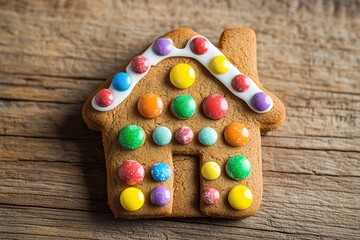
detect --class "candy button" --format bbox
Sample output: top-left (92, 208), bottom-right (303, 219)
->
top-left (112, 72), bottom-right (132, 91)
top-left (137, 93), bottom-right (164, 118)
top-left (231, 74), bottom-right (250, 92)
top-left (171, 94), bottom-right (197, 119)
top-left (251, 92), bottom-right (272, 112)
top-left (152, 38), bottom-right (173, 56)
top-left (150, 186), bottom-right (171, 207)
top-left (209, 55), bottom-right (230, 74)
top-left (95, 89), bottom-right (114, 107)
top-left (190, 37), bottom-right (209, 55)
top-left (201, 161), bottom-right (221, 180)
top-left (119, 125), bottom-right (145, 150)
top-left (198, 127), bottom-right (218, 146)
top-left (224, 123), bottom-right (249, 147)
top-left (175, 126), bottom-right (194, 145)
top-left (151, 162), bottom-right (172, 182)
top-left (152, 126), bottom-right (172, 146)
top-left (118, 160), bottom-right (145, 185)
top-left (226, 155), bottom-right (252, 180)
top-left (170, 63), bottom-right (196, 89)
top-left (202, 187), bottom-right (220, 205)
top-left (228, 185), bottom-right (253, 210)
top-left (120, 187), bottom-right (145, 211)
top-left (131, 55), bottom-right (149, 74)
top-left (202, 94), bottom-right (228, 120)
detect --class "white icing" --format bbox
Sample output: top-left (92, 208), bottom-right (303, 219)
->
top-left (91, 35), bottom-right (273, 113)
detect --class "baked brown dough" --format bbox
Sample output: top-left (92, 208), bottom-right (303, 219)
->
top-left (82, 28), bottom-right (285, 218)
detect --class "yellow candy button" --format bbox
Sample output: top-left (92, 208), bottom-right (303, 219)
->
top-left (170, 63), bottom-right (196, 89)
top-left (201, 161), bottom-right (221, 180)
top-left (228, 185), bottom-right (253, 210)
top-left (120, 187), bottom-right (145, 211)
top-left (209, 55), bottom-right (230, 74)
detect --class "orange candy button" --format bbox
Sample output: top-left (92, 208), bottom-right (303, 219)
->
top-left (224, 123), bottom-right (249, 147)
top-left (137, 93), bottom-right (164, 118)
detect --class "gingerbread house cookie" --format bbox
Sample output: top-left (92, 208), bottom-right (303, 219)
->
top-left (82, 28), bottom-right (285, 219)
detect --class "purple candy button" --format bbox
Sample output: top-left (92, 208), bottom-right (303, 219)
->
top-left (251, 92), bottom-right (272, 112)
top-left (150, 186), bottom-right (171, 207)
top-left (152, 38), bottom-right (173, 56)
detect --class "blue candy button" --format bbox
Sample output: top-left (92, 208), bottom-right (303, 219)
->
top-left (151, 163), bottom-right (172, 182)
top-left (112, 72), bottom-right (131, 91)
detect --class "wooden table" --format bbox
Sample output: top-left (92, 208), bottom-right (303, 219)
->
top-left (1, 0), bottom-right (359, 239)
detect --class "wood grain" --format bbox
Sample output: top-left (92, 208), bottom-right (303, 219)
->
top-left (0, 0), bottom-right (359, 239)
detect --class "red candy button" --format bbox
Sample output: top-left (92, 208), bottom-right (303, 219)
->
top-left (232, 74), bottom-right (250, 92)
top-left (131, 56), bottom-right (149, 74)
top-left (202, 187), bottom-right (220, 205)
top-left (202, 94), bottom-right (228, 120)
top-left (118, 160), bottom-right (145, 185)
top-left (190, 37), bottom-right (209, 55)
top-left (95, 89), bottom-right (114, 107)
top-left (175, 126), bottom-right (194, 145)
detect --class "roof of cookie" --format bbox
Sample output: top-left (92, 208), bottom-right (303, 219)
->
top-left (91, 33), bottom-right (273, 114)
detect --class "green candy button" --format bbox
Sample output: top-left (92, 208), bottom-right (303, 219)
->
top-left (226, 155), bottom-right (252, 180)
top-left (171, 94), bottom-right (196, 119)
top-left (119, 125), bottom-right (145, 150)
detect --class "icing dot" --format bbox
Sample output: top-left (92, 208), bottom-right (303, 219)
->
top-left (228, 185), bottom-right (253, 210)
top-left (198, 127), bottom-right (218, 146)
top-left (95, 89), bottom-right (114, 107)
top-left (190, 37), bottom-right (209, 55)
top-left (251, 92), bottom-right (272, 112)
top-left (150, 186), bottom-right (171, 207)
top-left (152, 38), bottom-right (173, 56)
top-left (202, 187), bottom-right (220, 205)
top-left (171, 94), bottom-right (197, 119)
top-left (112, 72), bottom-right (131, 91)
top-left (175, 126), bottom-right (194, 145)
top-left (226, 155), bottom-right (252, 180)
top-left (137, 93), bottom-right (164, 118)
top-left (119, 125), bottom-right (145, 150)
top-left (201, 161), bottom-right (221, 180)
top-left (209, 55), bottom-right (230, 74)
top-left (131, 56), bottom-right (149, 74)
top-left (120, 187), bottom-right (145, 211)
top-left (151, 162), bottom-right (172, 182)
top-left (170, 63), bottom-right (196, 89)
top-left (202, 94), bottom-right (228, 120)
top-left (118, 160), bottom-right (145, 185)
top-left (231, 74), bottom-right (250, 92)
top-left (224, 123), bottom-right (249, 147)
top-left (152, 126), bottom-right (172, 146)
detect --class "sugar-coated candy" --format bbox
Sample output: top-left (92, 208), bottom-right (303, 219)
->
top-left (152, 126), bottom-right (172, 146)
top-left (151, 162), bottom-right (172, 182)
top-left (131, 55), bottom-right (149, 74)
top-left (198, 127), bottom-right (218, 146)
top-left (228, 185), bottom-right (253, 210)
top-left (209, 55), bottom-right (230, 74)
top-left (150, 186), bottom-right (171, 207)
top-left (119, 125), bottom-right (145, 150)
top-left (137, 93), bottom-right (164, 118)
top-left (170, 63), bottom-right (196, 89)
top-left (120, 187), bottom-right (145, 211)
top-left (224, 123), bottom-right (249, 147)
top-left (171, 94), bottom-right (197, 119)
top-left (202, 94), bottom-right (228, 120)
top-left (118, 160), bottom-right (145, 185)
top-left (226, 155), bottom-right (252, 180)
top-left (190, 37), bottom-right (209, 55)
top-left (231, 74), bottom-right (250, 92)
top-left (251, 92), bottom-right (272, 112)
top-left (175, 126), bottom-right (194, 145)
top-left (95, 89), bottom-right (114, 107)
top-left (202, 187), bottom-right (220, 205)
top-left (201, 161), bottom-right (221, 180)
top-left (112, 72), bottom-right (132, 91)
top-left (152, 38), bottom-right (173, 56)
